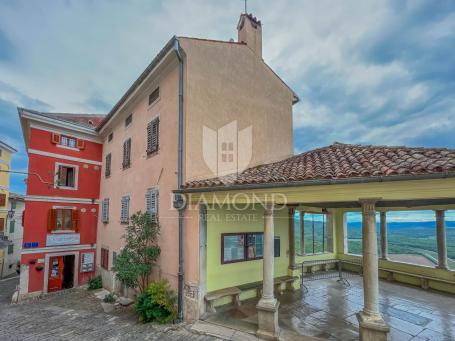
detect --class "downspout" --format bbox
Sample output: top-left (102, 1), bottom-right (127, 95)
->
top-left (174, 37), bottom-right (185, 322)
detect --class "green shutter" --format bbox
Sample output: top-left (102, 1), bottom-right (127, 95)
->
top-left (9, 220), bottom-right (15, 234)
top-left (8, 244), bottom-right (13, 254)
top-left (11, 200), bottom-right (16, 209)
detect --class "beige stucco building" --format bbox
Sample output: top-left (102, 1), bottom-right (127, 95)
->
top-left (96, 13), bottom-right (298, 317)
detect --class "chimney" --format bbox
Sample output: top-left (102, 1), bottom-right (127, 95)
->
top-left (237, 13), bottom-right (262, 58)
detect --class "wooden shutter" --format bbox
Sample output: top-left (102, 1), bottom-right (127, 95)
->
top-left (105, 153), bottom-right (111, 177)
top-left (47, 209), bottom-right (57, 232)
top-left (122, 139), bottom-right (131, 168)
top-left (121, 196), bottom-right (129, 223)
top-left (76, 139), bottom-right (85, 150)
top-left (102, 198), bottom-right (109, 223)
top-left (51, 133), bottom-right (61, 144)
top-left (22, 211), bottom-right (25, 227)
top-left (0, 193), bottom-right (6, 206)
top-left (0, 218), bottom-right (4, 232)
top-left (71, 209), bottom-right (80, 231)
top-left (146, 189), bottom-right (158, 223)
top-left (147, 118), bottom-right (159, 154)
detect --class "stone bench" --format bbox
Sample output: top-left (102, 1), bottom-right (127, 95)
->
top-left (237, 275), bottom-right (298, 297)
top-left (341, 260), bottom-right (455, 290)
top-left (204, 287), bottom-right (241, 313)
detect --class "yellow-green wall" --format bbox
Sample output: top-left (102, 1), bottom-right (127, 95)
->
top-left (206, 205), bottom-right (289, 293)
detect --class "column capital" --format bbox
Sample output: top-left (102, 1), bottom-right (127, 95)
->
top-left (359, 198), bottom-right (381, 213)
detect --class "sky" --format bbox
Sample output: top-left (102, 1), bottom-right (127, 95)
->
top-left (0, 0), bottom-right (454, 194)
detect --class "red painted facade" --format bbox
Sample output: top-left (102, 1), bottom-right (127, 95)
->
top-left (21, 125), bottom-right (102, 296)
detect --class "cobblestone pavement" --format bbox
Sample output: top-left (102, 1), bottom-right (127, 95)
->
top-left (0, 279), bottom-right (217, 341)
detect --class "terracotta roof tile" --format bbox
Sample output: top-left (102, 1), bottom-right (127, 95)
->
top-left (185, 143), bottom-right (455, 189)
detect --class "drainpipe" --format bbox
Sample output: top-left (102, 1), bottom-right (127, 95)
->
top-left (174, 37), bottom-right (185, 322)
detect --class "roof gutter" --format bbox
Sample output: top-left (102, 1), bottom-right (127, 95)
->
top-left (176, 172), bottom-right (455, 194)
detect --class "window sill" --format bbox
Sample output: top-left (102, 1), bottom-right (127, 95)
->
top-left (57, 145), bottom-right (80, 151)
top-left (50, 230), bottom-right (76, 234)
top-left (55, 186), bottom-right (77, 191)
top-left (146, 149), bottom-right (159, 158)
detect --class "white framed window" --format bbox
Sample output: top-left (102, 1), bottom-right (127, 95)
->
top-left (120, 195), bottom-right (130, 224)
top-left (146, 188), bottom-right (159, 223)
top-left (102, 198), bottom-right (109, 223)
top-left (54, 162), bottom-right (79, 190)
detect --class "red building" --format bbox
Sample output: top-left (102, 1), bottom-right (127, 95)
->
top-left (18, 108), bottom-right (103, 297)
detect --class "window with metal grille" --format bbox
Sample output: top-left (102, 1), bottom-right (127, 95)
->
top-left (101, 248), bottom-right (109, 270)
top-left (147, 117), bottom-right (159, 155)
top-left (105, 153), bottom-right (111, 177)
top-left (122, 138), bottom-right (131, 169)
top-left (148, 87), bottom-right (159, 106)
top-left (125, 113), bottom-right (133, 127)
top-left (120, 196), bottom-right (130, 224)
top-left (102, 198), bottom-right (109, 223)
top-left (146, 188), bottom-right (159, 223)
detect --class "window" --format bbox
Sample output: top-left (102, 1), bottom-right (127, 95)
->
top-left (61, 135), bottom-right (77, 148)
top-left (302, 213), bottom-right (329, 255)
top-left (112, 251), bottom-right (117, 268)
top-left (122, 138), bottom-right (132, 169)
top-left (221, 232), bottom-right (280, 264)
top-left (345, 212), bottom-right (379, 255)
top-left (146, 188), bottom-right (158, 223)
top-left (102, 198), bottom-right (109, 223)
top-left (120, 196), bottom-right (130, 224)
top-left (10, 200), bottom-right (16, 209)
top-left (385, 210), bottom-right (440, 267)
top-left (146, 117), bottom-right (160, 155)
top-left (447, 210), bottom-right (455, 270)
top-left (0, 193), bottom-right (6, 206)
top-left (56, 164), bottom-right (77, 189)
top-left (47, 208), bottom-right (79, 231)
top-left (108, 132), bottom-right (113, 142)
top-left (7, 244), bottom-right (13, 254)
top-left (0, 218), bottom-right (4, 232)
top-left (148, 87), bottom-right (159, 106)
top-left (9, 220), bottom-right (15, 234)
top-left (101, 248), bottom-right (109, 270)
top-left (125, 114), bottom-right (133, 127)
top-left (221, 142), bottom-right (234, 163)
top-left (105, 153), bottom-right (111, 177)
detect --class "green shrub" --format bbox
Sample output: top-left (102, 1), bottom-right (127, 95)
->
top-left (135, 280), bottom-right (177, 324)
top-left (103, 292), bottom-right (116, 304)
top-left (88, 276), bottom-right (102, 290)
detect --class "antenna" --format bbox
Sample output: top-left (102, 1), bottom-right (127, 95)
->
top-left (244, 0), bottom-right (247, 13)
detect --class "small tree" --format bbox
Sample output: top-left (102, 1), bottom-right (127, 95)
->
top-left (113, 211), bottom-right (160, 294)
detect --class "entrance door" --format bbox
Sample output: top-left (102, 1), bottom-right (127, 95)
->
top-left (47, 255), bottom-right (75, 292)
top-left (48, 256), bottom-right (64, 292)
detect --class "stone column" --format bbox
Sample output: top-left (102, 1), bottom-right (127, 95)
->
top-left (288, 206), bottom-right (296, 269)
top-left (300, 211), bottom-right (305, 255)
top-left (436, 210), bottom-right (448, 270)
top-left (326, 211), bottom-right (334, 253)
top-left (357, 199), bottom-right (389, 341)
top-left (379, 212), bottom-right (388, 260)
top-left (256, 203), bottom-right (280, 340)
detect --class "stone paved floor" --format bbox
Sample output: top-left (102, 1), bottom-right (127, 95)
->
top-left (0, 277), bottom-right (218, 341)
top-left (205, 275), bottom-right (455, 341)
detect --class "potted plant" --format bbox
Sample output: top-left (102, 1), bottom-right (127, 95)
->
top-left (101, 293), bottom-right (116, 313)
